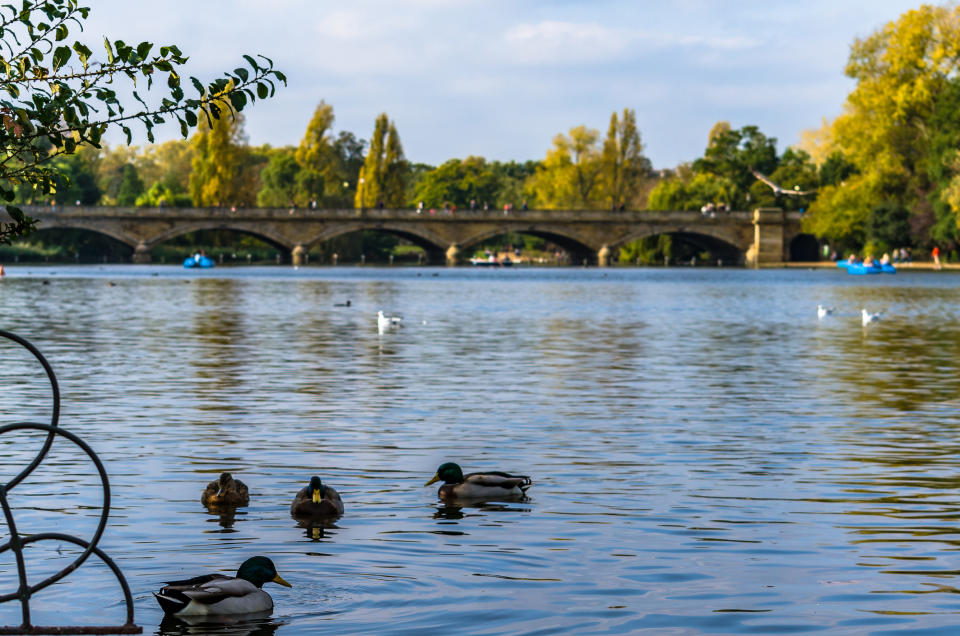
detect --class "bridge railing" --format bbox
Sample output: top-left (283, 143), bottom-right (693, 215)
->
top-left (21, 204), bottom-right (763, 223)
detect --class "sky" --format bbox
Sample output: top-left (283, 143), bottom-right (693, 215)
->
top-left (82, 0), bottom-right (924, 170)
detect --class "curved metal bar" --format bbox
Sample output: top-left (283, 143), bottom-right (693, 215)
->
top-left (6, 533), bottom-right (137, 629)
top-left (0, 329), bottom-right (60, 491)
top-left (0, 331), bottom-right (140, 634)
top-left (0, 423), bottom-right (110, 600)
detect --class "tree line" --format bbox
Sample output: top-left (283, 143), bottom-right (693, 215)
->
top-left (8, 2), bottom-right (960, 263)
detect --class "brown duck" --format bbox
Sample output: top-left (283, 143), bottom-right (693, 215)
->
top-left (201, 472), bottom-right (250, 507)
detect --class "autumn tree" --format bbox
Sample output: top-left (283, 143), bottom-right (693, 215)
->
top-left (355, 113), bottom-right (408, 207)
top-left (0, 0), bottom-right (284, 242)
top-left (189, 85), bottom-right (255, 207)
top-left (528, 125), bottom-right (602, 209)
top-left (600, 108), bottom-right (650, 209)
top-left (804, 5), bottom-right (960, 248)
top-left (294, 101), bottom-right (335, 205)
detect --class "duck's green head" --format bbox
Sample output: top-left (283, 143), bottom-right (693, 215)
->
top-left (309, 476), bottom-right (325, 503)
top-left (236, 556), bottom-right (292, 589)
top-left (425, 462), bottom-right (463, 486)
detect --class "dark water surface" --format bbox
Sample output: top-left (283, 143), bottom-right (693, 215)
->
top-left (3, 265), bottom-right (960, 635)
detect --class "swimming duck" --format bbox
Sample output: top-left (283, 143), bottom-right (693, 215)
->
top-left (425, 462), bottom-right (532, 501)
top-left (290, 476), bottom-right (344, 518)
top-left (861, 308), bottom-right (881, 325)
top-left (201, 472), bottom-right (250, 507)
top-left (154, 556), bottom-right (291, 616)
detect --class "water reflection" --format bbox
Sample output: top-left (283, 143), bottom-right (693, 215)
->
top-left (158, 612), bottom-right (280, 636)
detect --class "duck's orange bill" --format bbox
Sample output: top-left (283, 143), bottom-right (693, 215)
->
top-left (425, 473), bottom-right (440, 486)
top-left (272, 574), bottom-right (292, 588)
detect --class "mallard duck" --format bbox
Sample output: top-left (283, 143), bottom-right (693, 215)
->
top-left (154, 556), bottom-right (291, 616)
top-left (201, 472), bottom-right (250, 507)
top-left (290, 476), bottom-right (344, 517)
top-left (425, 462), bottom-right (532, 500)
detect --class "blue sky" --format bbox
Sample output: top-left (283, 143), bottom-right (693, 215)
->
top-left (85, 1), bottom-right (922, 169)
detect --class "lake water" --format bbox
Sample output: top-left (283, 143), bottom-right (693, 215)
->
top-left (3, 265), bottom-right (960, 635)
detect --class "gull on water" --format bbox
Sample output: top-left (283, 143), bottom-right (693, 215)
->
top-left (817, 305), bottom-right (835, 320)
top-left (377, 310), bottom-right (402, 332)
top-left (861, 308), bottom-right (881, 325)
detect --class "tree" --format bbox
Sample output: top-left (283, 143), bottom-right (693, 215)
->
top-left (257, 148), bottom-right (299, 207)
top-left (601, 108), bottom-right (651, 208)
top-left (528, 125), bottom-right (602, 209)
top-left (295, 101), bottom-right (335, 205)
top-left (0, 0), bottom-right (285, 243)
top-left (189, 84), bottom-right (254, 207)
top-left (355, 113), bottom-right (407, 207)
top-left (412, 156), bottom-right (498, 208)
top-left (804, 5), bottom-right (960, 247)
top-left (115, 163), bottom-right (144, 205)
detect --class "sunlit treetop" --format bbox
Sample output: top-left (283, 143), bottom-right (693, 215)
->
top-left (0, 0), bottom-right (285, 243)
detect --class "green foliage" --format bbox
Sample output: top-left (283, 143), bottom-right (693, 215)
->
top-left (866, 202), bottom-right (911, 249)
top-left (116, 163), bottom-right (144, 205)
top-left (135, 181), bottom-right (190, 207)
top-left (257, 149), bottom-right (299, 207)
top-left (412, 156), bottom-right (498, 208)
top-left (647, 166), bottom-right (738, 211)
top-left (618, 234), bottom-right (673, 264)
top-left (51, 152), bottom-right (100, 205)
top-left (693, 124), bottom-right (778, 208)
top-left (0, 0), bottom-right (284, 243)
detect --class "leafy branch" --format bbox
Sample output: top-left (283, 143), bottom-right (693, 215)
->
top-left (0, 0), bottom-right (286, 244)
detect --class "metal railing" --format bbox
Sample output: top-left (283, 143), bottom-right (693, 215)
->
top-left (0, 330), bottom-right (140, 635)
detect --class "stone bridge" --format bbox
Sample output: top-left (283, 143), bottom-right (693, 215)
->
top-left (22, 205), bottom-right (810, 266)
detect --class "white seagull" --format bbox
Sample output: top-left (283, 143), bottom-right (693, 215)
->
top-left (817, 304), bottom-right (835, 320)
top-left (861, 308), bottom-right (881, 325)
top-left (750, 168), bottom-right (816, 196)
top-left (377, 310), bottom-right (402, 332)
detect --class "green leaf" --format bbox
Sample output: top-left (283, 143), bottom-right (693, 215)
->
top-left (52, 45), bottom-right (71, 69)
top-left (228, 90), bottom-right (246, 111)
top-left (184, 109), bottom-right (197, 127)
top-left (103, 36), bottom-right (114, 63)
top-left (136, 41), bottom-right (152, 59)
top-left (179, 118), bottom-right (187, 137)
top-left (55, 24), bottom-right (67, 41)
top-left (233, 67), bottom-right (248, 82)
top-left (257, 82), bottom-right (268, 99)
top-left (190, 76), bottom-right (204, 96)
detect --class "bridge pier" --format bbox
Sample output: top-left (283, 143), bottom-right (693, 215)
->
top-left (597, 244), bottom-right (612, 267)
top-left (746, 208), bottom-right (786, 267)
top-left (445, 244), bottom-right (460, 267)
top-left (133, 241), bottom-right (151, 264)
top-left (291, 244), bottom-right (307, 267)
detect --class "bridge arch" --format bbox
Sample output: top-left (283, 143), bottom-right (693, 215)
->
top-left (611, 224), bottom-right (748, 264)
top-left (29, 225), bottom-right (135, 262)
top-left (146, 222), bottom-right (293, 252)
top-left (33, 219), bottom-right (139, 249)
top-left (458, 225), bottom-right (598, 264)
top-left (303, 222), bottom-right (449, 263)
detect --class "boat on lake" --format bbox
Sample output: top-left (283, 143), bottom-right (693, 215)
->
top-left (837, 260), bottom-right (895, 275)
top-left (470, 256), bottom-right (514, 267)
top-left (183, 253), bottom-right (215, 268)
